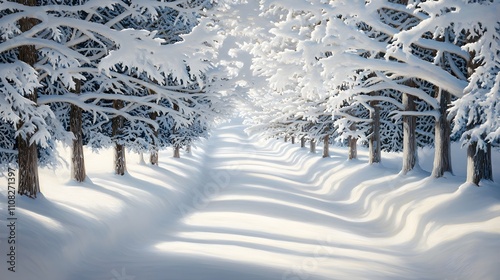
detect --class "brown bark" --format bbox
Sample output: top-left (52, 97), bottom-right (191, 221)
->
top-left (402, 83), bottom-right (418, 174)
top-left (149, 108), bottom-right (159, 165)
top-left (150, 149), bottom-right (159, 165)
top-left (348, 122), bottom-right (357, 160)
top-left (148, 89), bottom-right (159, 165)
top-left (70, 79), bottom-right (86, 182)
top-left (369, 96), bottom-right (381, 164)
top-left (300, 136), bottom-right (306, 148)
top-left (17, 0), bottom-right (40, 198)
top-left (172, 103), bottom-right (181, 159)
top-left (310, 139), bottom-right (316, 153)
top-left (322, 135), bottom-right (329, 158)
top-left (467, 142), bottom-right (493, 185)
top-left (432, 87), bottom-right (453, 177)
top-left (173, 146), bottom-right (180, 158)
top-left (112, 100), bottom-right (126, 175)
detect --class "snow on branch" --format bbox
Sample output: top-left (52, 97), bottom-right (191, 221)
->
top-left (389, 110), bottom-right (439, 121)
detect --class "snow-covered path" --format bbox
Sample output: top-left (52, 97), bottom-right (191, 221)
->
top-left (2, 120), bottom-right (499, 280)
top-left (68, 121), bottom-right (410, 280)
top-left (61, 121), bottom-right (498, 280)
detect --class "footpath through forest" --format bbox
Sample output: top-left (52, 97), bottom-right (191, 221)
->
top-left (3, 119), bottom-right (499, 280)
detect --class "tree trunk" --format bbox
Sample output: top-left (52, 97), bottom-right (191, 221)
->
top-left (70, 104), bottom-right (86, 181)
top-left (114, 143), bottom-right (126, 175)
top-left (17, 134), bottom-right (39, 198)
top-left (172, 103), bottom-right (180, 159)
top-left (186, 145), bottom-right (192, 154)
top-left (173, 146), bottom-right (180, 158)
top-left (148, 89), bottom-right (159, 165)
top-left (467, 141), bottom-right (493, 185)
top-left (464, 35), bottom-right (493, 185)
top-left (432, 88), bottom-right (453, 177)
top-left (348, 122), bottom-right (357, 160)
top-left (69, 79), bottom-right (86, 182)
top-left (149, 125), bottom-right (159, 165)
top-left (402, 91), bottom-right (418, 174)
top-left (291, 136), bottom-right (295, 144)
top-left (150, 150), bottom-right (158, 165)
top-left (310, 139), bottom-right (316, 153)
top-left (284, 135), bottom-right (288, 143)
top-left (112, 100), bottom-right (126, 175)
top-left (17, 0), bottom-right (40, 198)
top-left (369, 97), bottom-right (381, 164)
top-left (484, 143), bottom-right (493, 181)
top-left (322, 135), bottom-right (329, 158)
top-left (300, 136), bottom-right (306, 148)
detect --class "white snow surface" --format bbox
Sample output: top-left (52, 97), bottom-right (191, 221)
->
top-left (1, 119), bottom-right (499, 280)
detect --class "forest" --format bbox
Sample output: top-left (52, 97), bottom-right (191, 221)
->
top-left (1, 0), bottom-right (498, 198)
top-left (0, 1), bottom-right (499, 279)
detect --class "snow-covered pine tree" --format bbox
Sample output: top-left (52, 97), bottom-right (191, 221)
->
top-left (1, 0), bottom-right (224, 193)
top-left (392, 0), bottom-right (499, 184)
top-left (15, 0), bottom-right (40, 197)
top-left (309, 0), bottom-right (469, 176)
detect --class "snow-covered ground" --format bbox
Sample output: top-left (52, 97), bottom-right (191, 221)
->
top-left (1, 119), bottom-right (499, 280)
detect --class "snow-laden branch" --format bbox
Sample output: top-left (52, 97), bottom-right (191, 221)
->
top-left (389, 110), bottom-right (439, 121)
top-left (333, 111), bottom-right (372, 124)
top-left (355, 95), bottom-right (405, 110)
top-left (322, 52), bottom-right (467, 97)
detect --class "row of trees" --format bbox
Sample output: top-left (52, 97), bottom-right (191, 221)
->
top-left (0, 0), bottom-right (235, 198)
top-left (242, 0), bottom-right (498, 185)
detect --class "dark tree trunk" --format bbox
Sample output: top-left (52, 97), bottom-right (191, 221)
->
top-left (70, 79), bottom-right (86, 182)
top-left (432, 88), bottom-right (453, 177)
top-left (17, 134), bottom-right (39, 198)
top-left (322, 135), bottom-right (329, 158)
top-left (149, 110), bottom-right (159, 165)
top-left (310, 139), bottom-right (316, 153)
top-left (148, 89), bottom-right (159, 165)
top-left (402, 90), bottom-right (418, 174)
top-left (484, 143), bottom-right (493, 181)
top-left (172, 103), bottom-right (181, 159)
top-left (369, 97), bottom-right (381, 164)
top-left (300, 136), bottom-right (306, 148)
top-left (348, 122), bottom-right (357, 160)
top-left (114, 143), bottom-right (126, 175)
top-left (291, 136), bottom-right (295, 144)
top-left (284, 135), bottom-right (288, 143)
top-left (112, 100), bottom-right (126, 175)
top-left (150, 149), bottom-right (158, 165)
top-left (17, 0), bottom-right (40, 198)
top-left (467, 142), bottom-right (493, 185)
top-left (173, 147), bottom-right (180, 158)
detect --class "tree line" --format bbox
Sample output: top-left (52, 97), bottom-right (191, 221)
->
top-left (242, 0), bottom-right (498, 185)
top-left (0, 0), bottom-right (234, 198)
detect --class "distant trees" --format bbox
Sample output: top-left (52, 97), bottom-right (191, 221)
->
top-left (0, 0), bottom-right (233, 198)
top-left (244, 0), bottom-right (498, 185)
